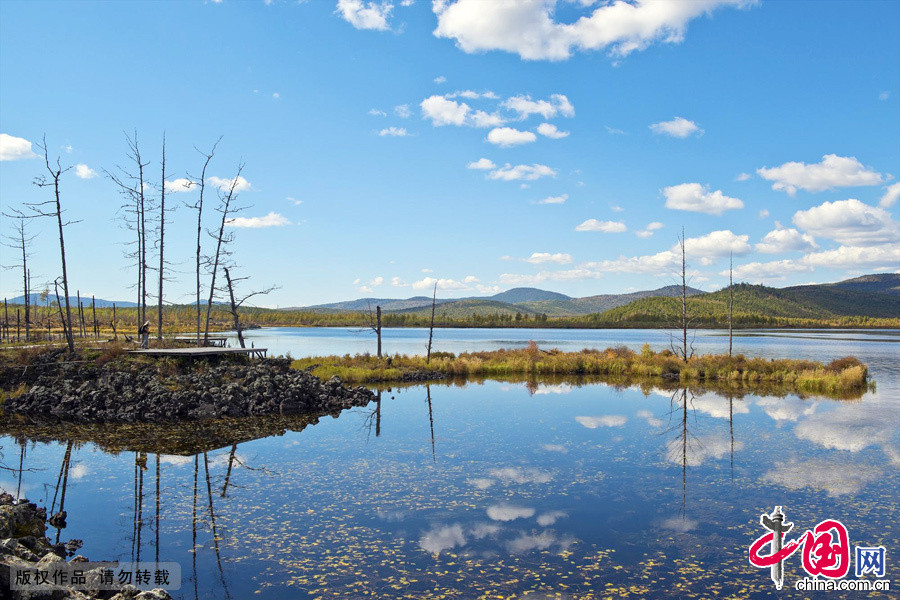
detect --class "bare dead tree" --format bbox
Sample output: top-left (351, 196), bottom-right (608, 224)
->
top-left (157, 133), bottom-right (167, 341)
top-left (203, 163), bottom-right (246, 345)
top-left (426, 283), bottom-right (437, 364)
top-left (107, 131), bottom-right (152, 335)
top-left (53, 278), bottom-right (69, 345)
top-left (188, 137), bottom-right (221, 347)
top-left (223, 266), bottom-right (277, 348)
top-left (363, 302), bottom-right (383, 358)
top-left (671, 226), bottom-right (695, 363)
top-left (729, 252), bottom-right (734, 357)
top-left (1, 214), bottom-right (37, 340)
top-left (28, 137), bottom-right (76, 353)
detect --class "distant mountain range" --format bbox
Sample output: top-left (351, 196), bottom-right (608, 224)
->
top-left (3, 294), bottom-right (138, 308)
top-left (297, 274), bottom-right (900, 322)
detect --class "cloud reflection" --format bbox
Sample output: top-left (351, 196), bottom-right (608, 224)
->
top-left (487, 504), bottom-right (536, 522)
top-left (576, 415), bottom-right (627, 428)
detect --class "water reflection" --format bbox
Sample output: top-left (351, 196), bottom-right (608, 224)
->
top-left (1, 374), bottom-right (896, 599)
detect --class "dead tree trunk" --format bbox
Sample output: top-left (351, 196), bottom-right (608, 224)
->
top-left (92, 296), bottom-right (98, 339)
top-left (157, 134), bottom-right (167, 341)
top-left (426, 283), bottom-right (437, 364)
top-left (376, 305), bottom-right (382, 359)
top-left (680, 228), bottom-right (688, 362)
top-left (203, 163), bottom-right (244, 345)
top-left (224, 267), bottom-right (245, 348)
top-left (190, 139), bottom-right (221, 347)
top-left (728, 252), bottom-right (734, 357)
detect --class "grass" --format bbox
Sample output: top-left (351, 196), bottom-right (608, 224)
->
top-left (290, 341), bottom-right (870, 394)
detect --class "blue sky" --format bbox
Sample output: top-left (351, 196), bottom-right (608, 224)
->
top-left (1, 0), bottom-right (898, 307)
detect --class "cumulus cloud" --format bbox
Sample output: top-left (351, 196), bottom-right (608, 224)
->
top-left (537, 123), bottom-right (569, 139)
top-left (682, 230), bottom-right (751, 258)
top-left (792, 199), bottom-right (898, 245)
top-left (636, 221), bottom-right (664, 238)
top-left (488, 467), bottom-right (552, 484)
top-left (208, 175), bottom-right (252, 192)
top-left (506, 532), bottom-right (565, 555)
top-left (498, 268), bottom-right (604, 286)
top-left (535, 194), bottom-right (567, 204)
top-left (576, 415), bottom-right (627, 428)
top-left (434, 75), bottom-right (446, 84)
top-left (575, 219), bottom-right (627, 233)
top-left (487, 163), bottom-right (557, 181)
top-left (487, 504), bottom-right (535, 522)
top-left (541, 444), bottom-right (568, 453)
top-left (394, 104), bottom-right (411, 118)
top-left (502, 94), bottom-right (574, 119)
top-left (467, 157), bottom-right (496, 170)
top-left (432, 0), bottom-right (751, 61)
top-left (763, 459), bottom-right (879, 497)
top-left (74, 164), bottom-right (97, 179)
top-left (755, 396), bottom-right (817, 423)
top-left (880, 182), bottom-right (900, 208)
top-left (649, 116), bottom-right (703, 138)
top-left (605, 125), bottom-right (628, 135)
top-left (735, 172), bottom-right (752, 182)
top-left (536, 511), bottom-right (567, 526)
top-left (368, 108), bottom-right (387, 116)
top-left (412, 277), bottom-right (470, 290)
top-left (487, 127), bottom-right (537, 147)
top-left (225, 211), bottom-right (290, 228)
top-left (522, 252), bottom-right (573, 265)
top-left (419, 524), bottom-right (466, 554)
top-left (636, 409), bottom-right (663, 428)
top-left (391, 276), bottom-right (408, 287)
top-left (666, 433), bottom-right (735, 466)
top-left (800, 244), bottom-right (900, 270)
top-left (726, 259), bottom-right (813, 283)
top-left (757, 154), bottom-right (886, 195)
top-left (690, 394), bottom-right (749, 419)
top-left (378, 126), bottom-right (410, 137)
top-left (584, 250), bottom-right (679, 275)
top-left (164, 178), bottom-right (196, 193)
top-left (663, 183), bottom-right (744, 215)
top-left (420, 95), bottom-right (505, 128)
top-left (0, 133), bottom-right (38, 161)
top-left (755, 226), bottom-right (817, 253)
top-left (336, 0), bottom-right (393, 31)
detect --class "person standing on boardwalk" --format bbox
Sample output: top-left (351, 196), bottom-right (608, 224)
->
top-left (139, 320), bottom-right (150, 349)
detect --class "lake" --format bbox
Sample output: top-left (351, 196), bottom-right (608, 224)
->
top-left (2, 328), bottom-right (898, 598)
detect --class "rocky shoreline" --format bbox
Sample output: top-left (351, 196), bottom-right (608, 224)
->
top-left (0, 493), bottom-right (172, 599)
top-left (1, 354), bottom-right (375, 423)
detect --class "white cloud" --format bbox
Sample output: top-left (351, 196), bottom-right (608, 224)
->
top-left (663, 183), bottom-right (744, 215)
top-left (486, 127), bottom-right (537, 147)
top-left (359, 285), bottom-right (374, 293)
top-left (434, 75), bottom-right (447, 84)
top-left (585, 250), bottom-right (679, 275)
top-left (469, 110), bottom-right (506, 127)
top-left (523, 252), bottom-right (573, 265)
top-left (757, 154), bottom-right (886, 195)
top-left (488, 467), bottom-right (551, 484)
top-left (165, 178), bottom-right (196, 193)
top-left (74, 164), bottom-right (97, 179)
top-left (487, 504), bottom-right (535, 522)
top-left (605, 125), bottom-right (627, 135)
top-left (755, 396), bottom-right (817, 423)
top-left (735, 172), bottom-right (752, 182)
top-left (64, 144), bottom-right (72, 153)
top-left (421, 95), bottom-right (469, 126)
top-left (610, 205), bottom-right (624, 212)
top-left (758, 209), bottom-right (769, 219)
top-left (208, 175), bottom-right (252, 192)
top-left (272, 92), bottom-right (280, 99)
top-left (636, 221), bottom-right (664, 238)
top-left (536, 511), bottom-right (567, 526)
top-left (649, 116), bottom-right (703, 138)
top-left (536, 123), bottom-right (569, 139)
top-left (288, 197), bottom-right (303, 205)
top-left (467, 477), bottom-right (494, 489)
top-left (487, 163), bottom-right (557, 181)
top-left (336, 0), bottom-right (393, 31)
top-left (880, 182), bottom-right (900, 208)
top-left (419, 524), bottom-right (466, 554)
top-left (878, 91), bottom-right (890, 101)
top-left (726, 259), bottom-right (813, 282)
top-left (506, 531), bottom-right (571, 555)
top-left (636, 409), bottom-right (663, 428)
top-left (801, 244), bottom-right (900, 270)
top-left (432, 0), bottom-right (751, 61)
top-left (378, 126), bottom-right (410, 137)
top-left (467, 158), bottom-right (496, 170)
top-left (575, 219), bottom-right (627, 233)
top-left (394, 104), bottom-right (411, 118)
top-left (576, 415), bottom-right (627, 428)
top-left (390, 276), bottom-right (408, 287)
top-left (463, 275), bottom-right (479, 283)
top-left (535, 194), bottom-right (567, 205)
top-left (412, 277), bottom-right (471, 290)
top-left (370, 276), bottom-right (384, 286)
top-left (764, 459), bottom-right (879, 497)
top-left (368, 108), bottom-right (387, 116)
top-left (225, 211), bottom-right (290, 228)
top-left (0, 133), bottom-right (38, 161)
top-left (755, 226), bottom-right (817, 254)
top-left (541, 444), bottom-right (567, 453)
top-left (793, 199), bottom-right (898, 246)
top-left (502, 94), bottom-right (574, 119)
top-left (498, 268), bottom-right (603, 285)
top-left (683, 230), bottom-right (751, 258)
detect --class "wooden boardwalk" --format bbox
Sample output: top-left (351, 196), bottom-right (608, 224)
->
top-left (173, 336), bottom-right (228, 347)
top-left (130, 347), bottom-right (267, 360)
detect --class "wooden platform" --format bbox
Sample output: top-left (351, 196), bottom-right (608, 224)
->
top-left (173, 336), bottom-right (228, 347)
top-left (130, 347), bottom-right (267, 360)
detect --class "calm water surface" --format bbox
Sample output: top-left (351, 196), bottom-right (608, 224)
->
top-left (1, 328), bottom-right (898, 599)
